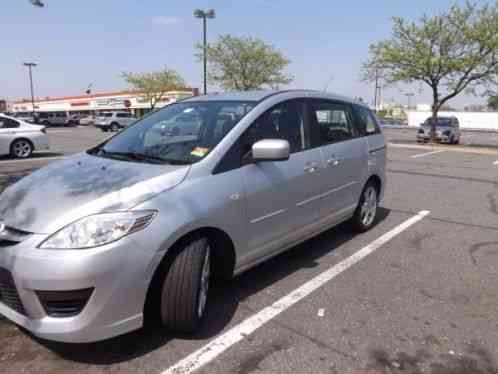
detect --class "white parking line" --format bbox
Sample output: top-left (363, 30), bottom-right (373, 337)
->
top-left (411, 150), bottom-right (445, 159)
top-left (0, 156), bottom-right (66, 164)
top-left (161, 210), bottom-right (430, 374)
top-left (493, 160), bottom-right (498, 165)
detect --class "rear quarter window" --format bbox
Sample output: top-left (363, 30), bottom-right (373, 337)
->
top-left (354, 105), bottom-right (381, 136)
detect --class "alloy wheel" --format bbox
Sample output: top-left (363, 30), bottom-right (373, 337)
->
top-left (197, 246), bottom-right (211, 318)
top-left (13, 140), bottom-right (32, 158)
top-left (360, 186), bottom-right (377, 227)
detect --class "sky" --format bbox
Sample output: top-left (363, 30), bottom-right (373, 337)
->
top-left (0, 0), bottom-right (487, 108)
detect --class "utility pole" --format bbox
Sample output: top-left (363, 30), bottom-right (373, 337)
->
top-left (23, 62), bottom-right (38, 115)
top-left (405, 92), bottom-right (414, 109)
top-left (374, 70), bottom-right (381, 112)
top-left (194, 9), bottom-right (216, 95)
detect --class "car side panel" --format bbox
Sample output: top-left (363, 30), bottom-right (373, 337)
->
top-left (365, 133), bottom-right (387, 201)
top-left (133, 168), bottom-right (247, 277)
top-left (0, 128), bottom-right (14, 156)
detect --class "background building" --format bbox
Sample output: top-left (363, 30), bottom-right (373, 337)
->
top-left (11, 88), bottom-right (198, 117)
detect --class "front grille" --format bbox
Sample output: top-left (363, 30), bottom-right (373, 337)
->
top-left (0, 268), bottom-right (26, 315)
top-left (37, 288), bottom-right (94, 318)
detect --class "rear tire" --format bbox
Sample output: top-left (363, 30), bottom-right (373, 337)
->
top-left (160, 237), bottom-right (211, 333)
top-left (351, 181), bottom-right (379, 233)
top-left (10, 139), bottom-right (33, 159)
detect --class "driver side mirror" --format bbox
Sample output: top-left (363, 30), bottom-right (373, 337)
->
top-left (252, 139), bottom-right (290, 162)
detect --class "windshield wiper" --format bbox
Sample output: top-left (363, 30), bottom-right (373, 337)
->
top-left (96, 150), bottom-right (163, 164)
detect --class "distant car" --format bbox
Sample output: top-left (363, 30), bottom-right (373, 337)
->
top-left (67, 114), bottom-right (81, 126)
top-left (12, 112), bottom-right (35, 124)
top-left (79, 115), bottom-right (96, 126)
top-left (36, 112), bottom-right (70, 127)
top-left (0, 114), bottom-right (49, 158)
top-left (94, 112), bottom-right (137, 132)
top-left (417, 116), bottom-right (461, 144)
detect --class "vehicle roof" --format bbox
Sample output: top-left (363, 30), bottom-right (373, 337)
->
top-left (183, 89), bottom-right (366, 106)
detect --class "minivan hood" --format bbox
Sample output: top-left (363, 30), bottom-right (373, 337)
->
top-left (0, 152), bottom-right (190, 234)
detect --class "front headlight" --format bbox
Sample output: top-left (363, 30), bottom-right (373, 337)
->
top-left (39, 211), bottom-right (156, 249)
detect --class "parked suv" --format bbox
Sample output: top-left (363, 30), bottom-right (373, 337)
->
top-left (36, 112), bottom-right (70, 127)
top-left (417, 116), bottom-right (461, 144)
top-left (0, 90), bottom-right (386, 343)
top-left (94, 112), bottom-right (136, 132)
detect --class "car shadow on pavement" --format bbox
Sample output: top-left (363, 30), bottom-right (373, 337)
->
top-left (31, 208), bottom-right (391, 365)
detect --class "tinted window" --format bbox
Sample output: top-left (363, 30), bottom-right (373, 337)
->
top-left (0, 117), bottom-right (20, 129)
top-left (244, 100), bottom-right (307, 155)
top-left (355, 106), bottom-right (381, 135)
top-left (117, 113), bottom-right (132, 118)
top-left (309, 100), bottom-right (355, 145)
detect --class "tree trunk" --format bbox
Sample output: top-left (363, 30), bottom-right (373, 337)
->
top-left (431, 87), bottom-right (439, 143)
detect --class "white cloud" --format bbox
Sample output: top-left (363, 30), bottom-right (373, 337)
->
top-left (152, 16), bottom-right (182, 26)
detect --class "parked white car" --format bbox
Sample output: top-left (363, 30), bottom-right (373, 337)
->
top-left (0, 114), bottom-right (50, 158)
top-left (94, 112), bottom-right (136, 132)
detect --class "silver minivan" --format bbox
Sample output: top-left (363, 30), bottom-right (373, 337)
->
top-left (0, 90), bottom-right (386, 342)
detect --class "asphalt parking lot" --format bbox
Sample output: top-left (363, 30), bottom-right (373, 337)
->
top-left (0, 127), bottom-right (497, 374)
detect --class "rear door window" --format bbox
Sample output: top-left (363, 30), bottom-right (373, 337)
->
top-left (308, 100), bottom-right (356, 146)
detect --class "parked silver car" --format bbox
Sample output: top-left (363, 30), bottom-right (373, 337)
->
top-left (36, 112), bottom-right (70, 127)
top-left (94, 112), bottom-right (136, 132)
top-left (417, 116), bottom-right (461, 144)
top-left (79, 115), bottom-right (96, 126)
top-left (0, 114), bottom-right (49, 158)
top-left (0, 90), bottom-right (386, 342)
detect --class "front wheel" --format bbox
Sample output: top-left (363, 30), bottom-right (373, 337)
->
top-left (351, 182), bottom-right (379, 232)
top-left (160, 237), bottom-right (211, 333)
top-left (110, 123), bottom-right (120, 132)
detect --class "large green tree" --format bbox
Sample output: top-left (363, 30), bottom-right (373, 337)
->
top-left (122, 68), bottom-right (186, 110)
top-left (364, 1), bottom-right (498, 140)
top-left (488, 94), bottom-right (498, 110)
top-left (198, 34), bottom-right (293, 91)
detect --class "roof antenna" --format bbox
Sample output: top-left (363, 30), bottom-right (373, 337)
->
top-left (323, 76), bottom-right (334, 92)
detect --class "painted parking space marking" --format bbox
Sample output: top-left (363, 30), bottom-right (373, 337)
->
top-left (161, 210), bottom-right (430, 374)
top-left (411, 150), bottom-right (446, 159)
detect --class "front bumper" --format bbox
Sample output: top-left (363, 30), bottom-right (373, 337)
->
top-left (416, 134), bottom-right (450, 143)
top-left (0, 232), bottom-right (160, 343)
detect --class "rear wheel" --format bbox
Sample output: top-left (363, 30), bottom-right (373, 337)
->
top-left (10, 139), bottom-right (33, 159)
top-left (351, 182), bottom-right (379, 232)
top-left (160, 237), bottom-right (211, 333)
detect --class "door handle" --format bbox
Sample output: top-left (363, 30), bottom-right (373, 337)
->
top-left (304, 161), bottom-right (319, 173)
top-left (327, 156), bottom-right (339, 166)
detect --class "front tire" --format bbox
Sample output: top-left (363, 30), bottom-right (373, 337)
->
top-left (110, 123), bottom-right (120, 132)
top-left (351, 182), bottom-right (379, 232)
top-left (10, 139), bottom-right (34, 159)
top-left (160, 238), bottom-right (211, 333)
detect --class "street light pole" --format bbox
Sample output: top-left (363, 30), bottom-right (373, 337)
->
top-left (23, 62), bottom-right (37, 115)
top-left (405, 92), bottom-right (414, 110)
top-left (194, 9), bottom-right (215, 95)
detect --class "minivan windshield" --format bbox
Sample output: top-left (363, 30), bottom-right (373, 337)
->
top-left (91, 100), bottom-right (256, 165)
